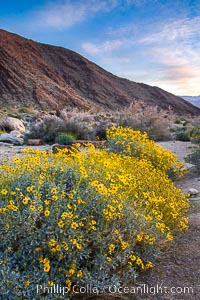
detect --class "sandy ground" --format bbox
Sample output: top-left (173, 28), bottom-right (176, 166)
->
top-left (158, 141), bottom-right (200, 194)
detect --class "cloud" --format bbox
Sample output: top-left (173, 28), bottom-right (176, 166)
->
top-left (31, 1), bottom-right (99, 29)
top-left (159, 65), bottom-right (199, 82)
top-left (28, 0), bottom-right (152, 30)
top-left (102, 14), bottom-right (200, 95)
top-left (81, 14), bottom-right (200, 94)
top-left (28, 0), bottom-right (109, 29)
top-left (35, 2), bottom-right (86, 29)
top-left (82, 39), bottom-right (128, 55)
top-left (139, 16), bottom-right (200, 44)
top-left (151, 72), bottom-right (200, 96)
top-left (143, 44), bottom-right (200, 95)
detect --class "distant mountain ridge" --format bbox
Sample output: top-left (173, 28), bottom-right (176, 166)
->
top-left (180, 96), bottom-right (200, 108)
top-left (0, 29), bottom-right (200, 115)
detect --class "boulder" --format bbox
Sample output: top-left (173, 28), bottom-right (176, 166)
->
top-left (0, 116), bottom-right (25, 133)
top-left (10, 130), bottom-right (24, 138)
top-left (188, 188), bottom-right (199, 196)
top-left (0, 133), bottom-right (23, 145)
top-left (27, 139), bottom-right (44, 146)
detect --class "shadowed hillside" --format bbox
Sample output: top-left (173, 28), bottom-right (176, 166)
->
top-left (0, 29), bottom-right (200, 115)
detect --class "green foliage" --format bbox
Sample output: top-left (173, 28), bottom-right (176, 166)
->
top-left (64, 120), bottom-right (95, 140)
top-left (190, 127), bottom-right (200, 144)
top-left (0, 129), bottom-right (6, 135)
top-left (175, 118), bottom-right (189, 126)
top-left (174, 125), bottom-right (200, 143)
top-left (0, 127), bottom-right (189, 299)
top-left (55, 132), bottom-right (75, 145)
top-left (186, 146), bottom-right (200, 173)
top-left (95, 121), bottom-right (111, 140)
top-left (174, 127), bottom-right (191, 141)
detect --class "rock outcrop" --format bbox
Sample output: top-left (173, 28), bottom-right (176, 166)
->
top-left (26, 139), bottom-right (44, 146)
top-left (0, 133), bottom-right (23, 145)
top-left (0, 116), bottom-right (25, 132)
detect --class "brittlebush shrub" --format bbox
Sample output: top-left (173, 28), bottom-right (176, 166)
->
top-left (0, 127), bottom-right (189, 299)
top-left (106, 126), bottom-right (185, 180)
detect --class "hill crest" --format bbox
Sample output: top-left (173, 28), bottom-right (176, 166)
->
top-left (0, 29), bottom-right (200, 115)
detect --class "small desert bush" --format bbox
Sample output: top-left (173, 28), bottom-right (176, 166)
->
top-left (25, 115), bottom-right (67, 143)
top-left (174, 126), bottom-right (200, 143)
top-left (26, 110), bottom-right (113, 143)
top-left (118, 103), bottom-right (173, 141)
top-left (174, 118), bottom-right (189, 125)
top-left (0, 127), bottom-right (189, 299)
top-left (190, 127), bottom-right (200, 143)
top-left (174, 127), bottom-right (191, 141)
top-left (64, 120), bottom-right (95, 140)
top-left (55, 133), bottom-right (76, 145)
top-left (186, 145), bottom-right (200, 173)
top-left (60, 109), bottom-right (113, 141)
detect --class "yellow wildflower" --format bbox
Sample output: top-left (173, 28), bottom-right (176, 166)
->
top-left (1, 189), bottom-right (8, 195)
top-left (44, 209), bottom-right (50, 217)
top-left (58, 220), bottom-right (64, 228)
top-left (77, 270), bottom-right (83, 278)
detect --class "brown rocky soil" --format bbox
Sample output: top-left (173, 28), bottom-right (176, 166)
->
top-left (1, 29), bottom-right (200, 115)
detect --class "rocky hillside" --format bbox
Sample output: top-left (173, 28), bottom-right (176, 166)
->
top-left (181, 96), bottom-right (200, 108)
top-left (1, 29), bottom-right (200, 115)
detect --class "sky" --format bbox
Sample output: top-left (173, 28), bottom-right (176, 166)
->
top-left (1, 0), bottom-right (200, 96)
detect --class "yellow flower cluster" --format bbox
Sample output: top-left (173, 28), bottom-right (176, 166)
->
top-left (106, 126), bottom-right (185, 178)
top-left (42, 257), bottom-right (51, 272)
top-left (0, 127), bottom-right (189, 290)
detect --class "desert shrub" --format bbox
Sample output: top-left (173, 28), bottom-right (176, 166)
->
top-left (173, 124), bottom-right (200, 143)
top-left (186, 145), bottom-right (200, 173)
top-left (64, 120), bottom-right (111, 141)
top-left (118, 104), bottom-right (172, 141)
top-left (174, 127), bottom-right (191, 141)
top-left (64, 120), bottom-right (94, 140)
top-left (175, 131), bottom-right (191, 141)
top-left (0, 127), bottom-right (189, 299)
top-left (190, 127), bottom-right (200, 144)
top-left (25, 115), bottom-right (67, 143)
top-left (94, 121), bottom-right (113, 140)
top-left (55, 133), bottom-right (76, 145)
top-left (175, 117), bottom-right (190, 126)
top-left (106, 126), bottom-right (185, 180)
top-left (60, 109), bottom-right (111, 141)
